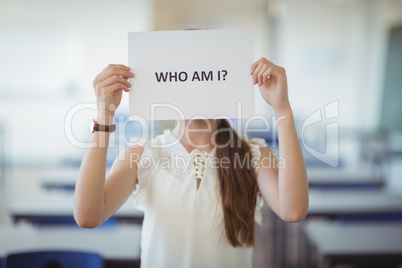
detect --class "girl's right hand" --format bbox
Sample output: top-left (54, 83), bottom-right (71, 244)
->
top-left (92, 64), bottom-right (134, 123)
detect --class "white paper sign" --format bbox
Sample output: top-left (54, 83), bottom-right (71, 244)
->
top-left (128, 29), bottom-right (255, 120)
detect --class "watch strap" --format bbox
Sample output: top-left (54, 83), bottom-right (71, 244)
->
top-left (92, 119), bottom-right (116, 133)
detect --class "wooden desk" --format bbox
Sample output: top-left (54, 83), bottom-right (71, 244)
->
top-left (302, 220), bottom-right (402, 268)
top-left (0, 224), bottom-right (141, 268)
top-left (7, 192), bottom-right (143, 224)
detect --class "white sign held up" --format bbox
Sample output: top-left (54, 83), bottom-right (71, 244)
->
top-left (128, 29), bottom-right (255, 120)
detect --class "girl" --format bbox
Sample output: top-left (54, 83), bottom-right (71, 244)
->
top-left (74, 57), bottom-right (309, 268)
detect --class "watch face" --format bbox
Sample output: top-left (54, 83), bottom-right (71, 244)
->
top-left (110, 124), bottom-right (116, 133)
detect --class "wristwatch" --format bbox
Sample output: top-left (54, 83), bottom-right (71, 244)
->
top-left (90, 119), bottom-right (116, 133)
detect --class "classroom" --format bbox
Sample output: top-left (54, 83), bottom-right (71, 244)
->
top-left (0, 0), bottom-right (402, 267)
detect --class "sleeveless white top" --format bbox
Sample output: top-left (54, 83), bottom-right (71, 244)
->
top-left (129, 129), bottom-right (266, 268)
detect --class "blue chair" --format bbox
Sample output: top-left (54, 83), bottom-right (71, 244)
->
top-left (2, 250), bottom-right (104, 268)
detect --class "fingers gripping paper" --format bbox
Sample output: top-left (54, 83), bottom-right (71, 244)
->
top-left (128, 29), bottom-right (255, 120)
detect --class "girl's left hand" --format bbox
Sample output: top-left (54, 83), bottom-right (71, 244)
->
top-left (250, 57), bottom-right (290, 113)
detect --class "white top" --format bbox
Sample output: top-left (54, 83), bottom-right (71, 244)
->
top-left (130, 129), bottom-right (266, 268)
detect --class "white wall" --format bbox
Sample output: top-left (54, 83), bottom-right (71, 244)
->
top-left (0, 0), bottom-right (153, 165)
top-left (277, 0), bottom-right (401, 130)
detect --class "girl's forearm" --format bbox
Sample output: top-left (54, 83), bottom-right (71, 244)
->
top-left (74, 64), bottom-right (132, 228)
top-left (275, 105), bottom-right (309, 222)
top-left (74, 123), bottom-right (110, 228)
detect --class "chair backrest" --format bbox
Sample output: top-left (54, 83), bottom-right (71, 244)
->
top-left (2, 250), bottom-right (104, 268)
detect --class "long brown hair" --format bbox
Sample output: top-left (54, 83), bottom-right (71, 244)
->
top-left (214, 119), bottom-right (258, 247)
